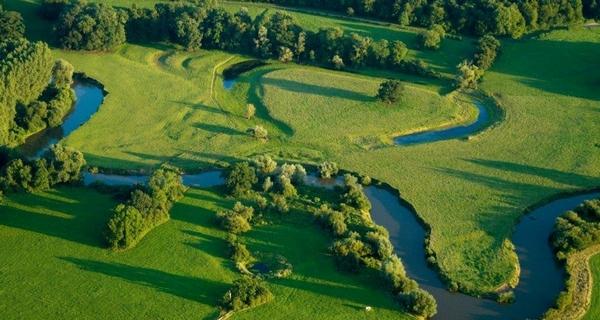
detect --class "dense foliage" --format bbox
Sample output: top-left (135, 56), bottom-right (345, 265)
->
top-left (220, 277), bottom-right (274, 312)
top-left (552, 198), bottom-right (600, 260)
top-left (0, 5), bottom-right (25, 41)
top-left (0, 36), bottom-right (77, 145)
top-left (377, 80), bottom-right (404, 104)
top-left (236, 0), bottom-right (594, 38)
top-left (455, 35), bottom-right (501, 89)
top-left (226, 162), bottom-right (258, 196)
top-left (56, 2), bottom-right (127, 50)
top-left (117, 3), bottom-right (434, 76)
top-left (105, 165), bottom-right (185, 249)
top-left (0, 144), bottom-right (86, 193)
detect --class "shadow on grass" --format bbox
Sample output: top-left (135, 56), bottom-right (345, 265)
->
top-left (194, 123), bottom-right (246, 136)
top-left (261, 77), bottom-right (375, 102)
top-left (59, 257), bottom-right (229, 306)
top-left (0, 189), bottom-right (111, 248)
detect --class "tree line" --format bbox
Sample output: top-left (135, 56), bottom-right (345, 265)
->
top-left (104, 165), bottom-right (186, 250)
top-left (0, 144), bottom-right (86, 198)
top-left (0, 7), bottom-right (77, 146)
top-left (236, 0), bottom-right (599, 38)
top-left (46, 1), bottom-right (438, 78)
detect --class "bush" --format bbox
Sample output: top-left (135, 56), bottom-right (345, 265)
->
top-left (105, 204), bottom-right (145, 249)
top-left (51, 59), bottom-right (74, 88)
top-left (455, 60), bottom-right (481, 89)
top-left (474, 35), bottom-right (501, 70)
top-left (552, 199), bottom-right (600, 258)
top-left (417, 29), bottom-right (441, 50)
top-left (217, 202), bottom-right (255, 234)
top-left (397, 289), bottom-right (437, 318)
top-left (44, 144), bottom-right (86, 185)
top-left (248, 125), bottom-right (268, 140)
top-left (221, 277), bottom-right (273, 312)
top-left (262, 176), bottom-right (273, 192)
top-left (342, 174), bottom-right (371, 212)
top-left (254, 155), bottom-right (277, 176)
top-left (271, 194), bottom-right (289, 213)
top-left (377, 80), bottom-right (404, 104)
top-left (56, 2), bottom-right (127, 50)
top-left (277, 174), bottom-right (297, 198)
top-left (318, 161), bottom-right (339, 179)
top-left (226, 162), bottom-right (257, 195)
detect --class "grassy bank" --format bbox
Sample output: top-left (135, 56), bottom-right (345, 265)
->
top-left (0, 187), bottom-right (410, 319)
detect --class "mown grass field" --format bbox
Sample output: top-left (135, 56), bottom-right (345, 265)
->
top-left (0, 187), bottom-right (409, 319)
top-left (584, 253), bottom-right (600, 319)
top-left (4, 0), bottom-right (600, 304)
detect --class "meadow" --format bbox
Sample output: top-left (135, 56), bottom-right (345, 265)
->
top-left (584, 254), bottom-right (600, 320)
top-left (0, 187), bottom-right (409, 319)
top-left (3, 0), bottom-right (600, 313)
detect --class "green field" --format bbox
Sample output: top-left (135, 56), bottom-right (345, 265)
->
top-left (0, 187), bottom-right (409, 319)
top-left (584, 254), bottom-right (600, 319)
top-left (3, 0), bottom-right (600, 312)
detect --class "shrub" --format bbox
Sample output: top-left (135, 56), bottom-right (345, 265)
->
top-left (455, 60), bottom-right (481, 89)
top-left (278, 174), bottom-right (297, 198)
top-left (318, 161), bottom-right (339, 179)
top-left (474, 35), bottom-right (501, 70)
top-left (397, 289), bottom-right (437, 318)
top-left (342, 174), bottom-right (371, 212)
top-left (229, 239), bottom-right (253, 266)
top-left (245, 103), bottom-right (256, 119)
top-left (105, 204), bottom-right (145, 249)
top-left (271, 194), bottom-right (289, 213)
top-left (278, 46), bottom-right (294, 62)
top-left (377, 80), bottom-right (404, 104)
top-left (56, 2), bottom-right (127, 50)
top-left (248, 125), bottom-right (268, 140)
top-left (51, 59), bottom-right (74, 88)
top-left (417, 29), bottom-right (441, 50)
top-left (44, 144), bottom-right (86, 185)
top-left (331, 54), bottom-right (344, 69)
top-left (226, 162), bottom-right (257, 195)
top-left (221, 277), bottom-right (273, 312)
top-left (217, 202), bottom-right (255, 234)
top-left (254, 155), bottom-right (277, 176)
top-left (262, 176), bottom-right (273, 192)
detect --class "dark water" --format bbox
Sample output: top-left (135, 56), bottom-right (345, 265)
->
top-left (19, 82), bottom-right (105, 158)
top-left (223, 79), bottom-right (236, 90)
top-left (394, 100), bottom-right (490, 146)
top-left (368, 187), bottom-right (600, 320)
top-left (82, 169), bottom-right (598, 319)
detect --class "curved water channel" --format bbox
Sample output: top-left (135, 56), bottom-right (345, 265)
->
top-left (19, 79), bottom-right (105, 158)
top-left (26, 76), bottom-right (600, 319)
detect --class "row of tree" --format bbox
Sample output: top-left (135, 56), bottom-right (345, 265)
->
top-left (0, 34), bottom-right (77, 145)
top-left (0, 144), bottom-right (86, 195)
top-left (237, 0), bottom-right (598, 38)
top-left (48, 1), bottom-right (438, 77)
top-left (105, 165), bottom-right (186, 250)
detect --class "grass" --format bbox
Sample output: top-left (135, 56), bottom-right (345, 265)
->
top-left (584, 253), bottom-right (600, 319)
top-left (5, 0), bottom-right (600, 301)
top-left (0, 187), bottom-right (411, 319)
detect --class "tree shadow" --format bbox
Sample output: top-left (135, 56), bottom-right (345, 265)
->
top-left (260, 77), bottom-right (375, 102)
top-left (0, 189), bottom-right (112, 248)
top-left (170, 100), bottom-right (226, 116)
top-left (465, 158), bottom-right (600, 188)
top-left (194, 123), bottom-right (245, 136)
top-left (59, 257), bottom-right (229, 306)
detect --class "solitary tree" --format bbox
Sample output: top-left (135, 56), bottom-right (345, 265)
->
top-left (249, 125), bottom-right (268, 140)
top-left (377, 80), bottom-right (404, 104)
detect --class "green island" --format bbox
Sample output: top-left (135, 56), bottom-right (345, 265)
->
top-left (1, 0), bottom-right (599, 319)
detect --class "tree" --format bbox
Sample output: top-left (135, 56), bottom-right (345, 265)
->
top-left (278, 174), bottom-right (297, 198)
top-left (245, 103), bottom-right (256, 119)
top-left (455, 61), bottom-right (481, 89)
top-left (294, 31), bottom-right (306, 61)
top-left (254, 25), bottom-right (271, 58)
top-left (417, 29), bottom-right (441, 50)
top-left (377, 80), bottom-right (404, 104)
top-left (474, 35), bottom-right (501, 70)
top-left (221, 277), bottom-right (273, 312)
top-left (226, 162), bottom-right (257, 195)
top-left (318, 161), bottom-right (339, 179)
top-left (52, 59), bottom-right (74, 88)
top-left (44, 144), bottom-right (86, 185)
top-left (105, 204), bottom-right (145, 249)
top-left (254, 155), bottom-right (277, 176)
top-left (278, 46), bottom-right (294, 62)
top-left (388, 40), bottom-right (408, 66)
top-left (262, 176), bottom-right (273, 192)
top-left (397, 289), bottom-right (437, 318)
top-left (0, 6), bottom-right (25, 40)
top-left (249, 125), bottom-right (268, 140)
top-left (56, 2), bottom-right (127, 50)
top-left (331, 54), bottom-right (345, 69)
top-left (271, 194), bottom-right (289, 213)
top-left (217, 202), bottom-right (255, 234)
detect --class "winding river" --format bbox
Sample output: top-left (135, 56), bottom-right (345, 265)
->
top-left (28, 77), bottom-right (600, 319)
top-left (19, 79), bottom-right (105, 158)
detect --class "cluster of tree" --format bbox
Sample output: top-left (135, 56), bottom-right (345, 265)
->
top-left (377, 79), bottom-right (404, 104)
top-left (227, 234), bottom-right (254, 272)
top-left (0, 144), bottom-right (86, 194)
top-left (455, 35), bottom-right (501, 89)
top-left (220, 277), bottom-right (273, 312)
top-left (55, 2), bottom-right (127, 50)
top-left (105, 165), bottom-right (186, 250)
top-left (552, 198), bottom-right (600, 260)
top-left (236, 0), bottom-right (596, 38)
top-left (312, 175), bottom-right (437, 318)
top-left (48, 1), bottom-right (437, 77)
top-left (0, 37), bottom-right (77, 145)
top-left (0, 5), bottom-right (25, 41)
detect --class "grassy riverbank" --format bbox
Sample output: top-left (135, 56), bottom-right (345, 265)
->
top-left (0, 187), bottom-right (409, 319)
